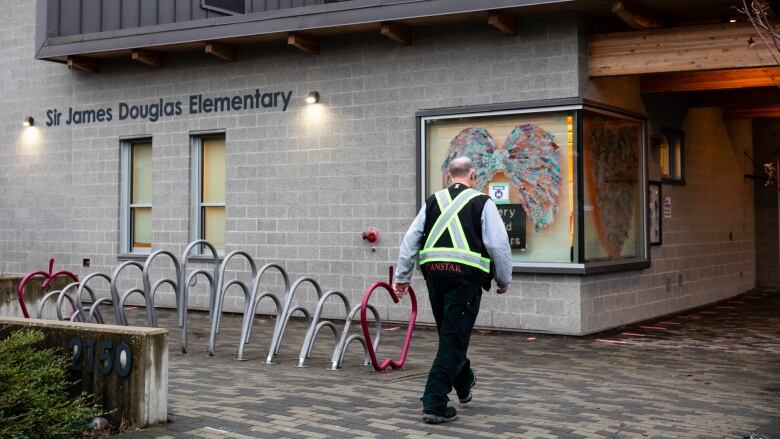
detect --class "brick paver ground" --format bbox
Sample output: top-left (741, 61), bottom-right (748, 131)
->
top-left (119, 290), bottom-right (780, 439)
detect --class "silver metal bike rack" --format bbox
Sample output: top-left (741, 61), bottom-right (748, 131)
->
top-left (85, 272), bottom-right (124, 325)
top-left (265, 277), bottom-right (322, 364)
top-left (36, 282), bottom-right (79, 321)
top-left (297, 290), bottom-right (352, 368)
top-left (110, 261), bottom-right (145, 326)
top-left (74, 273), bottom-right (111, 323)
top-left (178, 240), bottom-right (220, 354)
top-left (237, 263), bottom-right (287, 360)
top-left (208, 250), bottom-right (257, 356)
top-left (140, 250), bottom-right (181, 328)
top-left (23, 239), bottom-right (398, 371)
top-left (329, 303), bottom-right (382, 370)
top-left (34, 276), bottom-right (105, 324)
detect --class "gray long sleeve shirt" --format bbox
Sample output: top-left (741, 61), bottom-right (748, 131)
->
top-left (395, 198), bottom-right (512, 289)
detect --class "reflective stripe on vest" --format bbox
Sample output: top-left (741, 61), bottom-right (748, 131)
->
top-left (421, 188), bottom-right (491, 273)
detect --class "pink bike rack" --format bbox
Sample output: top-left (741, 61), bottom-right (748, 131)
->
top-left (17, 258), bottom-right (79, 318)
top-left (360, 266), bottom-right (417, 372)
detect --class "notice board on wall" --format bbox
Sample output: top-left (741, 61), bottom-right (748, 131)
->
top-left (497, 204), bottom-right (526, 250)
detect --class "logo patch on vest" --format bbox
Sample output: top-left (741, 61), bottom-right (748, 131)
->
top-left (424, 262), bottom-right (463, 274)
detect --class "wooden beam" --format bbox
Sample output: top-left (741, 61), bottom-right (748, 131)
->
top-left (488, 11), bottom-right (518, 36)
top-left (287, 33), bottom-right (319, 55)
top-left (611, 1), bottom-right (663, 30)
top-left (205, 41), bottom-right (237, 61)
top-left (589, 22), bottom-right (774, 76)
top-left (131, 49), bottom-right (165, 68)
top-left (67, 56), bottom-right (99, 73)
top-left (380, 22), bottom-right (412, 46)
top-left (724, 104), bottom-right (780, 119)
top-left (642, 67), bottom-right (780, 92)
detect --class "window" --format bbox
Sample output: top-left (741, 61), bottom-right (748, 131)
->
top-left (657, 127), bottom-right (685, 184)
top-left (418, 101), bottom-right (648, 274)
top-left (120, 139), bottom-right (152, 254)
top-left (582, 109), bottom-right (646, 263)
top-left (191, 135), bottom-right (226, 251)
top-left (422, 109), bottom-right (578, 266)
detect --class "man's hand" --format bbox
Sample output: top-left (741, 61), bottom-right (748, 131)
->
top-left (393, 282), bottom-right (411, 299)
top-left (496, 286), bottom-right (508, 295)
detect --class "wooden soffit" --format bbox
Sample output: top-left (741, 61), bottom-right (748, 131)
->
top-left (589, 21), bottom-right (777, 76)
top-left (724, 104), bottom-right (780, 119)
top-left (641, 67), bottom-right (780, 92)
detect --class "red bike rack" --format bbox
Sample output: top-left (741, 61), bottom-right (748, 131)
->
top-left (17, 258), bottom-right (79, 318)
top-left (360, 266), bottom-right (417, 372)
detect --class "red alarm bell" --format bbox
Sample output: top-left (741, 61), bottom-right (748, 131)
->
top-left (362, 227), bottom-right (380, 245)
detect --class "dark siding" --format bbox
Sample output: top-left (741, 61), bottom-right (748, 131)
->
top-left (60, 0), bottom-right (81, 35)
top-left (101, 0), bottom-right (122, 31)
top-left (46, 0), bottom-right (61, 36)
top-left (82, 0), bottom-right (102, 33)
top-left (175, 0), bottom-right (192, 21)
top-left (49, 0), bottom-right (334, 36)
top-left (191, 0), bottom-right (208, 19)
top-left (140, 0), bottom-right (158, 26)
top-left (158, 0), bottom-right (176, 23)
top-left (121, 0), bottom-right (141, 28)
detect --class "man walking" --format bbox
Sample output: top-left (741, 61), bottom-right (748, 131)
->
top-left (394, 156), bottom-right (512, 424)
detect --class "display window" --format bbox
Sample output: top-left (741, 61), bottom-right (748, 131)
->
top-left (418, 100), bottom-right (648, 274)
top-left (582, 110), bottom-right (644, 262)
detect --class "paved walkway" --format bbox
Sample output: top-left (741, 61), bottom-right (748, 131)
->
top-left (120, 291), bottom-right (780, 439)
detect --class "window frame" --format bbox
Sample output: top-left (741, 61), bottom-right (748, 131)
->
top-left (658, 126), bottom-right (686, 185)
top-left (416, 99), bottom-right (650, 275)
top-left (190, 131), bottom-right (227, 255)
top-left (119, 137), bottom-right (153, 257)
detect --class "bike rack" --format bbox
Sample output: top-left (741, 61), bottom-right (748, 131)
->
top-left (17, 245), bottom-right (416, 372)
top-left (265, 277), bottom-right (322, 364)
top-left (110, 261), bottom-right (144, 325)
top-left (237, 263), bottom-right (287, 360)
top-left (297, 289), bottom-right (352, 368)
top-left (17, 258), bottom-right (78, 318)
top-left (178, 240), bottom-right (220, 354)
top-left (36, 282), bottom-right (79, 321)
top-left (141, 250), bottom-right (181, 328)
top-left (75, 273), bottom-right (115, 324)
top-left (208, 250), bottom-right (257, 356)
top-left (360, 266), bottom-right (417, 372)
top-left (50, 279), bottom-right (105, 323)
top-left (329, 303), bottom-right (382, 370)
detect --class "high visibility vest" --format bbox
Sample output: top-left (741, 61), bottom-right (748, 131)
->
top-left (419, 188), bottom-right (492, 273)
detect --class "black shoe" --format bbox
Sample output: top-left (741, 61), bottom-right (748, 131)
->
top-left (422, 406), bottom-right (458, 424)
top-left (458, 373), bottom-right (477, 404)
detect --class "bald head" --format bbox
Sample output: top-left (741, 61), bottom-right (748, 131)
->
top-left (447, 156), bottom-right (476, 187)
top-left (448, 156), bottom-right (474, 178)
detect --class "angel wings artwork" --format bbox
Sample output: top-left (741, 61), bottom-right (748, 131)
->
top-left (440, 124), bottom-right (562, 233)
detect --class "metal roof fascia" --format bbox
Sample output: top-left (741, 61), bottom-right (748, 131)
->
top-left (36, 0), bottom-right (573, 59)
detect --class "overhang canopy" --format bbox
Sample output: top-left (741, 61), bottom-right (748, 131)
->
top-left (35, 0), bottom-right (572, 62)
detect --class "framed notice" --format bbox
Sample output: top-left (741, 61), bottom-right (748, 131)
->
top-left (497, 204), bottom-right (526, 250)
top-left (648, 181), bottom-right (662, 245)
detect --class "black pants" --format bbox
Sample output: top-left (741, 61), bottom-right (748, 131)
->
top-left (421, 275), bottom-right (482, 413)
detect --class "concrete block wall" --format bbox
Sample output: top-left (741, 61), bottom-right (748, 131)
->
top-left (579, 107), bottom-right (756, 334)
top-left (0, 1), bottom-right (585, 332)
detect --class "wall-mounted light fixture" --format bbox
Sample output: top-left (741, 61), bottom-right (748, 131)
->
top-left (23, 116), bottom-right (34, 127)
top-left (305, 91), bottom-right (320, 104)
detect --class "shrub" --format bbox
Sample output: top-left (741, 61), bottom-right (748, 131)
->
top-left (0, 329), bottom-right (103, 438)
